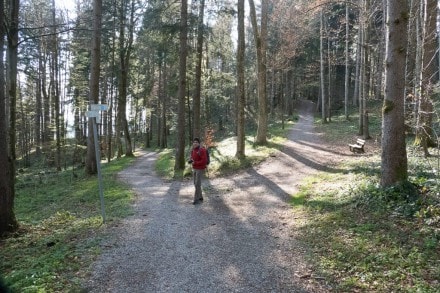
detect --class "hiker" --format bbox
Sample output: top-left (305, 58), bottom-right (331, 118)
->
top-left (188, 137), bottom-right (208, 205)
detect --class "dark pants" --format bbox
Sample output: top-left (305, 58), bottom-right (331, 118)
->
top-left (193, 169), bottom-right (204, 201)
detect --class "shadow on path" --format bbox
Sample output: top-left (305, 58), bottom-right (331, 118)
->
top-left (85, 100), bottom-right (333, 293)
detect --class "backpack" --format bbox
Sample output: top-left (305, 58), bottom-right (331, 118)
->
top-left (197, 147), bottom-right (210, 165)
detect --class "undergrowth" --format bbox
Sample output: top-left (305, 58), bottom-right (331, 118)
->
top-left (1, 155), bottom-right (136, 292)
top-left (292, 107), bottom-right (440, 292)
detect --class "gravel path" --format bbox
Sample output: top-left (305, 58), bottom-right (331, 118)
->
top-left (85, 101), bottom-right (338, 292)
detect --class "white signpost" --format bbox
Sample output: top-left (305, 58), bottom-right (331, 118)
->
top-left (86, 104), bottom-right (107, 223)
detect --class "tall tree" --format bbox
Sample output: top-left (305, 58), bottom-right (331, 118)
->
top-left (319, 8), bottom-right (327, 123)
top-left (51, 0), bottom-right (62, 171)
top-left (192, 0), bottom-right (205, 139)
top-left (116, 0), bottom-right (135, 158)
top-left (249, 0), bottom-right (268, 145)
top-left (416, 0), bottom-right (437, 157)
top-left (236, 0), bottom-right (245, 158)
top-left (85, 0), bottom-right (103, 175)
top-left (0, 0), bottom-right (19, 235)
top-left (381, 0), bottom-right (409, 187)
top-left (174, 0), bottom-right (188, 172)
top-left (344, 2), bottom-right (350, 119)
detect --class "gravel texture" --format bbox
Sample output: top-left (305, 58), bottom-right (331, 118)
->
top-left (85, 101), bottom-right (338, 292)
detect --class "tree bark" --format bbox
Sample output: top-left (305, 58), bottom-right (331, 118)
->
top-left (344, 3), bottom-right (350, 119)
top-left (174, 0), bottom-right (188, 171)
top-left (51, 0), bottom-right (61, 171)
top-left (0, 0), bottom-right (19, 235)
top-left (86, 0), bottom-right (103, 174)
top-left (116, 0), bottom-right (135, 158)
top-left (193, 0), bottom-right (205, 139)
top-left (381, 0), bottom-right (409, 187)
top-left (236, 0), bottom-right (246, 158)
top-left (319, 9), bottom-right (327, 123)
top-left (249, 0), bottom-right (268, 145)
top-left (416, 0), bottom-right (437, 157)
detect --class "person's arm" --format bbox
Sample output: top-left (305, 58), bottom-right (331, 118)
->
top-left (188, 148), bottom-right (194, 164)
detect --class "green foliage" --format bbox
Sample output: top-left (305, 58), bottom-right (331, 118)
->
top-left (382, 99), bottom-right (394, 114)
top-left (292, 166), bottom-right (440, 292)
top-left (1, 156), bottom-right (136, 292)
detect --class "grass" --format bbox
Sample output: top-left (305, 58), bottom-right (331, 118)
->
top-left (291, 105), bottom-right (440, 292)
top-left (1, 119), bottom-right (294, 292)
top-left (1, 154), bottom-right (136, 292)
top-left (155, 119), bottom-right (295, 179)
top-left (4, 104), bottom-right (440, 292)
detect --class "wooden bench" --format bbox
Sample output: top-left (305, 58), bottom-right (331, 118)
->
top-left (349, 138), bottom-right (365, 153)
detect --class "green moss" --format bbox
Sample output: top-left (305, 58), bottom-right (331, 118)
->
top-left (382, 99), bottom-right (394, 114)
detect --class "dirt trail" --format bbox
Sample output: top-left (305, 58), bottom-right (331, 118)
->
top-left (85, 100), bottom-right (341, 292)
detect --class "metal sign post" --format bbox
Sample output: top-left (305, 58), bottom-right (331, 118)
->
top-left (87, 104), bottom-right (108, 223)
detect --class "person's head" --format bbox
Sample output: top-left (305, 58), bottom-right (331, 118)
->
top-left (193, 137), bottom-right (200, 147)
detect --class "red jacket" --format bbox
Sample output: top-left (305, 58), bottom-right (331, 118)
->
top-left (191, 146), bottom-right (208, 169)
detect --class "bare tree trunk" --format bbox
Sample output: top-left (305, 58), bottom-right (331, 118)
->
top-left (51, 0), bottom-right (61, 171)
top-left (327, 20), bottom-right (332, 122)
top-left (35, 42), bottom-right (43, 156)
top-left (413, 0), bottom-right (422, 126)
top-left (362, 6), bottom-right (371, 140)
top-left (319, 9), bottom-right (327, 123)
top-left (86, 0), bottom-right (103, 174)
top-left (344, 3), bottom-right (350, 119)
top-left (375, 0), bottom-right (386, 101)
top-left (193, 0), bottom-right (205, 139)
top-left (0, 0), bottom-right (19, 235)
top-left (117, 0), bottom-right (135, 157)
top-left (416, 0), bottom-right (437, 157)
top-left (353, 15), bottom-right (361, 107)
top-left (161, 62), bottom-right (168, 148)
top-left (249, 0), bottom-right (268, 145)
top-left (236, 0), bottom-right (246, 158)
top-left (381, 0), bottom-right (409, 187)
top-left (358, 3), bottom-right (365, 135)
top-left (107, 0), bottom-right (118, 163)
top-left (174, 0), bottom-right (188, 171)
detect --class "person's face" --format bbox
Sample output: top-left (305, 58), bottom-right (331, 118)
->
top-left (193, 140), bottom-right (200, 147)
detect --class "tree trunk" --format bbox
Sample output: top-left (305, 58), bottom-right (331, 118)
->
top-left (161, 62), bottom-right (168, 148)
top-left (353, 16), bottom-right (361, 107)
top-left (381, 0), bottom-right (409, 187)
top-left (174, 0), bottom-right (188, 171)
top-left (0, 0), bottom-right (19, 235)
top-left (416, 0), bottom-right (437, 157)
top-left (358, 5), bottom-right (365, 135)
top-left (375, 0), bottom-right (386, 101)
top-left (327, 20), bottom-right (332, 122)
top-left (249, 0), bottom-right (268, 145)
top-left (236, 0), bottom-right (246, 158)
top-left (193, 0), bottom-right (205, 139)
top-left (35, 42), bottom-right (43, 156)
top-left (344, 3), bottom-right (350, 119)
top-left (51, 0), bottom-right (61, 171)
top-left (117, 0), bottom-right (135, 157)
top-left (413, 0), bottom-right (422, 127)
top-left (319, 9), bottom-right (327, 123)
top-left (86, 0), bottom-right (103, 174)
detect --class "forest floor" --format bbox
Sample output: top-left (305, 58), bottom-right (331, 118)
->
top-left (84, 100), bottom-right (354, 292)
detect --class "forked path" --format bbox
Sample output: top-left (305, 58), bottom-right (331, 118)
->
top-left (86, 100), bottom-right (342, 292)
